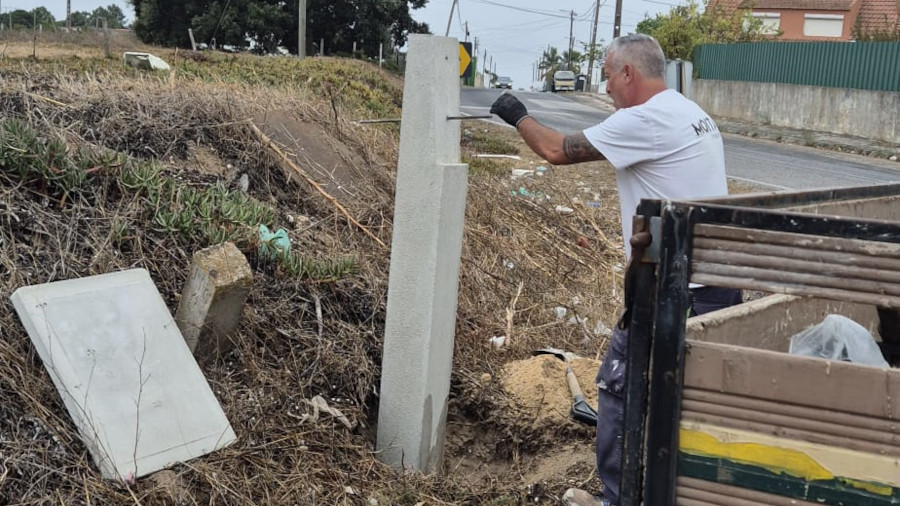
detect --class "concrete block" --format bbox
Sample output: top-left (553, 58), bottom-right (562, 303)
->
top-left (376, 34), bottom-right (467, 473)
top-left (175, 242), bottom-right (252, 358)
top-left (11, 269), bottom-right (237, 480)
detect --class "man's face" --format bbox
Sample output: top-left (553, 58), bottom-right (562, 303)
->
top-left (605, 55), bottom-right (627, 109)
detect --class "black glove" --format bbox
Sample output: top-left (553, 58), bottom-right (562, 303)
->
top-left (490, 93), bottom-right (530, 127)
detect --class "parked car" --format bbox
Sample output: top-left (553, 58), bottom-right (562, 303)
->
top-left (493, 76), bottom-right (513, 89)
top-left (552, 70), bottom-right (575, 92)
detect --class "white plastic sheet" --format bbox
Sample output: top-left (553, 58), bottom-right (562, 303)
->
top-left (789, 314), bottom-right (888, 368)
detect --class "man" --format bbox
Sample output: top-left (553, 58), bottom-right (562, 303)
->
top-left (490, 34), bottom-right (741, 506)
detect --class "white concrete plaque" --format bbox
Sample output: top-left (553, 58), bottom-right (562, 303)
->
top-left (11, 269), bottom-right (237, 480)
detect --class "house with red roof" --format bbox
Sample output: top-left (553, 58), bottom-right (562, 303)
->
top-left (710, 0), bottom-right (899, 40)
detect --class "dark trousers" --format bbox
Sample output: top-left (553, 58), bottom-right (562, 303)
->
top-left (595, 286), bottom-right (741, 504)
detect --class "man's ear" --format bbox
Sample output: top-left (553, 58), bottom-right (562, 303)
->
top-left (623, 64), bottom-right (635, 81)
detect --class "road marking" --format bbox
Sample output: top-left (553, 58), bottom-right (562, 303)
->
top-left (727, 175), bottom-right (790, 190)
top-left (528, 98), bottom-right (595, 112)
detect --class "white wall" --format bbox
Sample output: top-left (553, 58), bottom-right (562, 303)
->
top-left (693, 80), bottom-right (899, 145)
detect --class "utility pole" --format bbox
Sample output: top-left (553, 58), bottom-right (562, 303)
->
top-left (445, 0), bottom-right (458, 36)
top-left (66, 0), bottom-right (71, 30)
top-left (567, 10), bottom-right (575, 69)
top-left (464, 21), bottom-right (469, 42)
top-left (613, 0), bottom-right (623, 38)
top-left (586, 0), bottom-right (602, 91)
top-left (298, 0), bottom-right (306, 58)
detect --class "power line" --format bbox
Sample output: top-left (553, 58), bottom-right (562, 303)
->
top-left (639, 0), bottom-right (681, 5)
top-left (487, 17), bottom-right (568, 32)
top-left (577, 1), bottom-right (598, 20)
top-left (468, 0), bottom-right (572, 19)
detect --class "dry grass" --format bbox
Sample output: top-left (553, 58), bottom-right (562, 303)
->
top-left (0, 28), bottom-right (159, 60)
top-left (0, 32), bottom-right (637, 505)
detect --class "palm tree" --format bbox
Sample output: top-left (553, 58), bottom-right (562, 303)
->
top-left (539, 46), bottom-right (562, 87)
top-left (562, 49), bottom-right (584, 73)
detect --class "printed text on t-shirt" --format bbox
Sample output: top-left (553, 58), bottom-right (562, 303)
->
top-left (692, 117), bottom-right (718, 136)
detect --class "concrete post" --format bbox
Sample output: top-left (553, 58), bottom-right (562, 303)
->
top-left (175, 242), bottom-right (253, 359)
top-left (376, 34), bottom-right (467, 473)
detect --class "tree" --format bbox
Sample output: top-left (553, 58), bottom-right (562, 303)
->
top-left (7, 10), bottom-right (31, 29)
top-left (635, 0), bottom-right (773, 60)
top-left (68, 11), bottom-right (91, 28)
top-left (61, 5), bottom-right (125, 29)
top-left (31, 7), bottom-right (56, 29)
top-left (97, 4), bottom-right (127, 28)
top-left (561, 49), bottom-right (583, 72)
top-left (130, 0), bottom-right (430, 56)
top-left (636, 14), bottom-right (664, 36)
top-left (538, 46), bottom-right (562, 86)
top-left (245, 2), bottom-right (293, 54)
top-left (190, 0), bottom-right (248, 48)
top-left (132, 0), bottom-right (192, 47)
top-left (539, 46), bottom-right (578, 88)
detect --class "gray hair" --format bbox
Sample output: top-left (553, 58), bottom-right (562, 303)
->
top-left (606, 34), bottom-right (666, 80)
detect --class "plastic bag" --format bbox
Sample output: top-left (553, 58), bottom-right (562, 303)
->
top-left (258, 224), bottom-right (291, 260)
top-left (788, 314), bottom-right (888, 368)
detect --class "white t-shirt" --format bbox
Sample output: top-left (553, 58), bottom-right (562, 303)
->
top-left (583, 89), bottom-right (728, 259)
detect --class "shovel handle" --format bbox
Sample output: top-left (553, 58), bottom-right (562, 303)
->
top-left (565, 365), bottom-right (585, 399)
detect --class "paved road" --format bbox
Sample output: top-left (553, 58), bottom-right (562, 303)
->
top-left (461, 89), bottom-right (900, 190)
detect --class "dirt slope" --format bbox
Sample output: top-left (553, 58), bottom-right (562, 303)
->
top-left (0, 31), bottom-right (766, 504)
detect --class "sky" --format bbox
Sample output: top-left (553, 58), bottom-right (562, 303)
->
top-left (28, 0), bottom-right (677, 90)
top-left (412, 0), bottom-right (677, 89)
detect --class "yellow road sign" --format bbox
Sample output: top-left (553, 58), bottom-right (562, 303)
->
top-left (459, 42), bottom-right (472, 78)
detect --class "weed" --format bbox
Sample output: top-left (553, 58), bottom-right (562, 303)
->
top-left (463, 128), bottom-right (519, 155)
top-left (464, 155), bottom-right (511, 177)
top-left (1, 119), bottom-right (351, 282)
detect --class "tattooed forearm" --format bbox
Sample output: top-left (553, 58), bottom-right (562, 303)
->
top-left (562, 133), bottom-right (604, 163)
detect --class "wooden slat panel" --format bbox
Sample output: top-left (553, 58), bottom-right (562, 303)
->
top-left (683, 389), bottom-right (899, 434)
top-left (677, 477), bottom-right (827, 506)
top-left (682, 395), bottom-right (900, 448)
top-left (690, 273), bottom-right (900, 308)
top-left (695, 224), bottom-right (900, 258)
top-left (693, 261), bottom-right (900, 297)
top-left (681, 406), bottom-right (900, 457)
top-left (693, 248), bottom-right (900, 284)
top-left (683, 340), bottom-right (900, 419)
top-left (693, 237), bottom-right (900, 271)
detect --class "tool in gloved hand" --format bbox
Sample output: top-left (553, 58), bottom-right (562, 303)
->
top-left (490, 93), bottom-right (531, 128)
top-left (533, 348), bottom-right (599, 426)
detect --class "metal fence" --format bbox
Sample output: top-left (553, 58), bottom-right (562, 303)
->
top-left (694, 42), bottom-right (900, 92)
